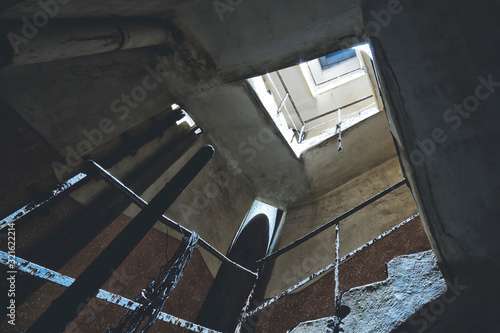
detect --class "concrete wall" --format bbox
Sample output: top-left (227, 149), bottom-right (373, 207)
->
top-left (173, 80), bottom-right (310, 208)
top-left (175, 80), bottom-right (398, 208)
top-left (2, 0), bottom-right (498, 330)
top-left (174, 0), bottom-right (364, 81)
top-left (121, 135), bottom-right (256, 277)
top-left (365, 0), bottom-right (500, 286)
top-left (255, 216), bottom-right (432, 333)
top-left (265, 156), bottom-right (417, 297)
top-left (0, 214), bottom-right (214, 333)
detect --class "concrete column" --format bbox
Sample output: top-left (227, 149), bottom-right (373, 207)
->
top-left (365, 0), bottom-right (500, 286)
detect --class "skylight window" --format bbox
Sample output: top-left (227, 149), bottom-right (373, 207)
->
top-left (249, 43), bottom-right (383, 157)
top-left (319, 49), bottom-right (357, 70)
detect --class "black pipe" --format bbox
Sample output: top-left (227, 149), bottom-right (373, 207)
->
top-left (257, 179), bottom-right (408, 263)
top-left (86, 159), bottom-right (258, 277)
top-left (27, 145), bottom-right (214, 333)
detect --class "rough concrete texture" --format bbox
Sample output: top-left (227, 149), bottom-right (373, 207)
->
top-left (124, 136), bottom-right (256, 277)
top-left (174, 80), bottom-right (398, 208)
top-left (0, 47), bottom-right (175, 156)
top-left (287, 317), bottom-right (336, 333)
top-left (173, 80), bottom-right (309, 208)
top-left (174, 0), bottom-right (364, 81)
top-left (289, 250), bottom-right (446, 333)
top-left (301, 112), bottom-right (397, 199)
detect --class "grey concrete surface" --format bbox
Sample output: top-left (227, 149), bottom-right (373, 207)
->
top-left (289, 250), bottom-right (447, 333)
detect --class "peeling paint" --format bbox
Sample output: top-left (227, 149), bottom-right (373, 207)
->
top-left (244, 213), bottom-right (419, 318)
top-left (110, 233), bottom-right (200, 332)
top-left (235, 269), bottom-right (260, 332)
top-left (258, 179), bottom-right (408, 264)
top-left (0, 173), bottom-right (87, 230)
top-left (0, 250), bottom-right (221, 333)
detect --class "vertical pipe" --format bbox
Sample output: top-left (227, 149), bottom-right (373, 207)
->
top-left (299, 124), bottom-right (306, 143)
top-left (334, 223), bottom-right (340, 313)
top-left (86, 160), bottom-right (257, 277)
top-left (27, 145), bottom-right (214, 333)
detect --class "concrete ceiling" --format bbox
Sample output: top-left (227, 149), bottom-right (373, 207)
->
top-left (0, 0), bottom-right (387, 210)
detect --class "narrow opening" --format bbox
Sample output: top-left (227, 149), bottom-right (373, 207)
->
top-left (172, 103), bottom-right (203, 135)
top-left (249, 43), bottom-right (384, 157)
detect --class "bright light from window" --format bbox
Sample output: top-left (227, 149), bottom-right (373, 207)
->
top-left (249, 43), bottom-right (383, 157)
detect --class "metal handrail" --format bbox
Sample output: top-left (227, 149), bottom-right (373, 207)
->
top-left (257, 179), bottom-right (408, 264)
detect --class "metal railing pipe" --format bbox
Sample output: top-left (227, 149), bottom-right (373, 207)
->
top-left (27, 145), bottom-right (214, 333)
top-left (86, 159), bottom-right (258, 278)
top-left (257, 179), bottom-right (408, 263)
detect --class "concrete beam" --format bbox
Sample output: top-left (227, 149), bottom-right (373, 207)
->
top-left (366, 0), bottom-right (500, 285)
